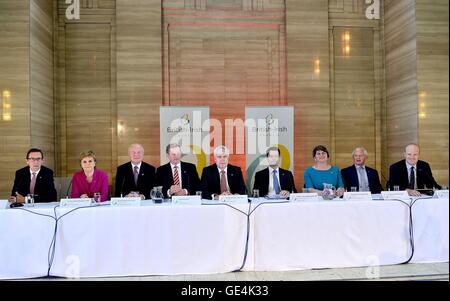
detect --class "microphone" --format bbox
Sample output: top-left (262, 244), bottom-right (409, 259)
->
top-left (120, 175), bottom-right (126, 198)
top-left (183, 168), bottom-right (190, 195)
top-left (66, 178), bottom-right (72, 197)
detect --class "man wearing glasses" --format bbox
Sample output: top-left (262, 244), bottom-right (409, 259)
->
top-left (10, 148), bottom-right (57, 203)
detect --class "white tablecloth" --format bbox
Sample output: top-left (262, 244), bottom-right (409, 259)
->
top-left (0, 197), bottom-right (448, 279)
top-left (246, 198), bottom-right (448, 271)
top-left (1, 201), bottom-right (249, 279)
top-left (0, 206), bottom-right (56, 279)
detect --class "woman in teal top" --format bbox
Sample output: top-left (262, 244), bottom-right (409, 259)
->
top-left (304, 145), bottom-right (345, 197)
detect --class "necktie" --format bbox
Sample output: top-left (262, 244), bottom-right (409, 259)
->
top-left (357, 166), bottom-right (368, 191)
top-left (133, 165), bottom-right (139, 186)
top-left (30, 172), bottom-right (36, 195)
top-left (173, 165), bottom-right (180, 186)
top-left (220, 170), bottom-right (228, 194)
top-left (273, 170), bottom-right (281, 194)
top-left (409, 166), bottom-right (415, 189)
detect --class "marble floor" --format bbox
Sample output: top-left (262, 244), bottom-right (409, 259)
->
top-left (29, 262), bottom-right (448, 281)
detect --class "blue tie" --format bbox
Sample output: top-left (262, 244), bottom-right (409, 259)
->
top-left (273, 170), bottom-right (281, 194)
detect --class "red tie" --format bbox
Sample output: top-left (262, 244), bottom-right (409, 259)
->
top-left (173, 166), bottom-right (180, 186)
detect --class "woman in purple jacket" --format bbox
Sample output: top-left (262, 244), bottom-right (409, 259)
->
top-left (71, 150), bottom-right (109, 202)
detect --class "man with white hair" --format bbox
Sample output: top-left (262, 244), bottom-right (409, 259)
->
top-left (200, 145), bottom-right (246, 200)
top-left (341, 147), bottom-right (383, 194)
top-left (114, 143), bottom-right (156, 199)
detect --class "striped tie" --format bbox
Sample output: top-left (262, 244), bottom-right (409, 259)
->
top-left (173, 165), bottom-right (180, 186)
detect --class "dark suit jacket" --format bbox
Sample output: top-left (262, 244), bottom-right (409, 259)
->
top-left (11, 166), bottom-right (57, 203)
top-left (388, 159), bottom-right (441, 190)
top-left (155, 161), bottom-right (200, 198)
top-left (252, 167), bottom-right (297, 196)
top-left (114, 161), bottom-right (156, 199)
top-left (341, 165), bottom-right (383, 194)
top-left (200, 164), bottom-right (246, 200)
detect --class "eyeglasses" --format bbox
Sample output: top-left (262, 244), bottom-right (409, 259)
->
top-left (27, 157), bottom-right (42, 162)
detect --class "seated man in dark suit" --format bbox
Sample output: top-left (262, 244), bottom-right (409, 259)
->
top-left (389, 143), bottom-right (441, 196)
top-left (253, 146), bottom-right (297, 198)
top-left (114, 143), bottom-right (156, 199)
top-left (200, 145), bottom-right (246, 200)
top-left (341, 147), bottom-right (383, 194)
top-left (156, 143), bottom-right (200, 198)
top-left (10, 148), bottom-right (57, 203)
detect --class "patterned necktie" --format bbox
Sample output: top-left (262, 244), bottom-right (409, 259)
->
top-left (220, 170), bottom-right (228, 194)
top-left (173, 165), bottom-right (180, 186)
top-left (357, 166), bottom-right (368, 191)
top-left (30, 172), bottom-right (36, 194)
top-left (133, 165), bottom-right (139, 186)
top-left (273, 170), bottom-right (281, 194)
top-left (409, 166), bottom-right (415, 189)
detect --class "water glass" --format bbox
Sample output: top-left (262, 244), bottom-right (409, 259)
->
top-left (252, 189), bottom-right (259, 198)
top-left (393, 185), bottom-right (400, 191)
top-left (26, 194), bottom-right (35, 207)
top-left (93, 192), bottom-right (101, 203)
top-left (351, 187), bottom-right (357, 192)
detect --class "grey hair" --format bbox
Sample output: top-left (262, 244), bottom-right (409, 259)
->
top-left (213, 145), bottom-right (230, 157)
top-left (166, 143), bottom-right (181, 154)
top-left (352, 147), bottom-right (368, 157)
top-left (128, 143), bottom-right (144, 154)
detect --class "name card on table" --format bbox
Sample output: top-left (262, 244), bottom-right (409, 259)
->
top-left (110, 197), bottom-right (141, 207)
top-left (60, 198), bottom-right (92, 207)
top-left (289, 193), bottom-right (319, 202)
top-left (172, 195), bottom-right (202, 205)
top-left (343, 192), bottom-right (372, 201)
top-left (0, 200), bottom-right (9, 210)
top-left (381, 191), bottom-right (410, 200)
top-left (433, 190), bottom-right (449, 199)
top-left (219, 194), bottom-right (248, 204)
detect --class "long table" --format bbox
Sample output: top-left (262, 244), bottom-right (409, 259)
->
top-left (246, 198), bottom-right (448, 271)
top-left (0, 197), bottom-right (448, 279)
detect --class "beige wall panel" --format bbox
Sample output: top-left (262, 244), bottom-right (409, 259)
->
top-left (0, 0), bottom-right (30, 197)
top-left (333, 27), bottom-right (377, 172)
top-left (416, 0), bottom-right (449, 186)
top-left (384, 0), bottom-right (419, 171)
top-left (287, 0), bottom-right (330, 189)
top-left (64, 23), bottom-right (113, 180)
top-left (30, 0), bottom-right (55, 171)
top-left (116, 0), bottom-right (162, 178)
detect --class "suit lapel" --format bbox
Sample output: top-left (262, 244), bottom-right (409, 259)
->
top-left (366, 167), bottom-right (372, 184)
top-left (279, 169), bottom-right (286, 190)
top-left (227, 166), bottom-right (234, 190)
top-left (401, 160), bottom-right (409, 185)
top-left (262, 168), bottom-right (269, 190)
top-left (165, 163), bottom-right (174, 185)
top-left (351, 165), bottom-right (359, 187)
top-left (180, 162), bottom-right (187, 188)
top-left (211, 164), bottom-right (220, 191)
